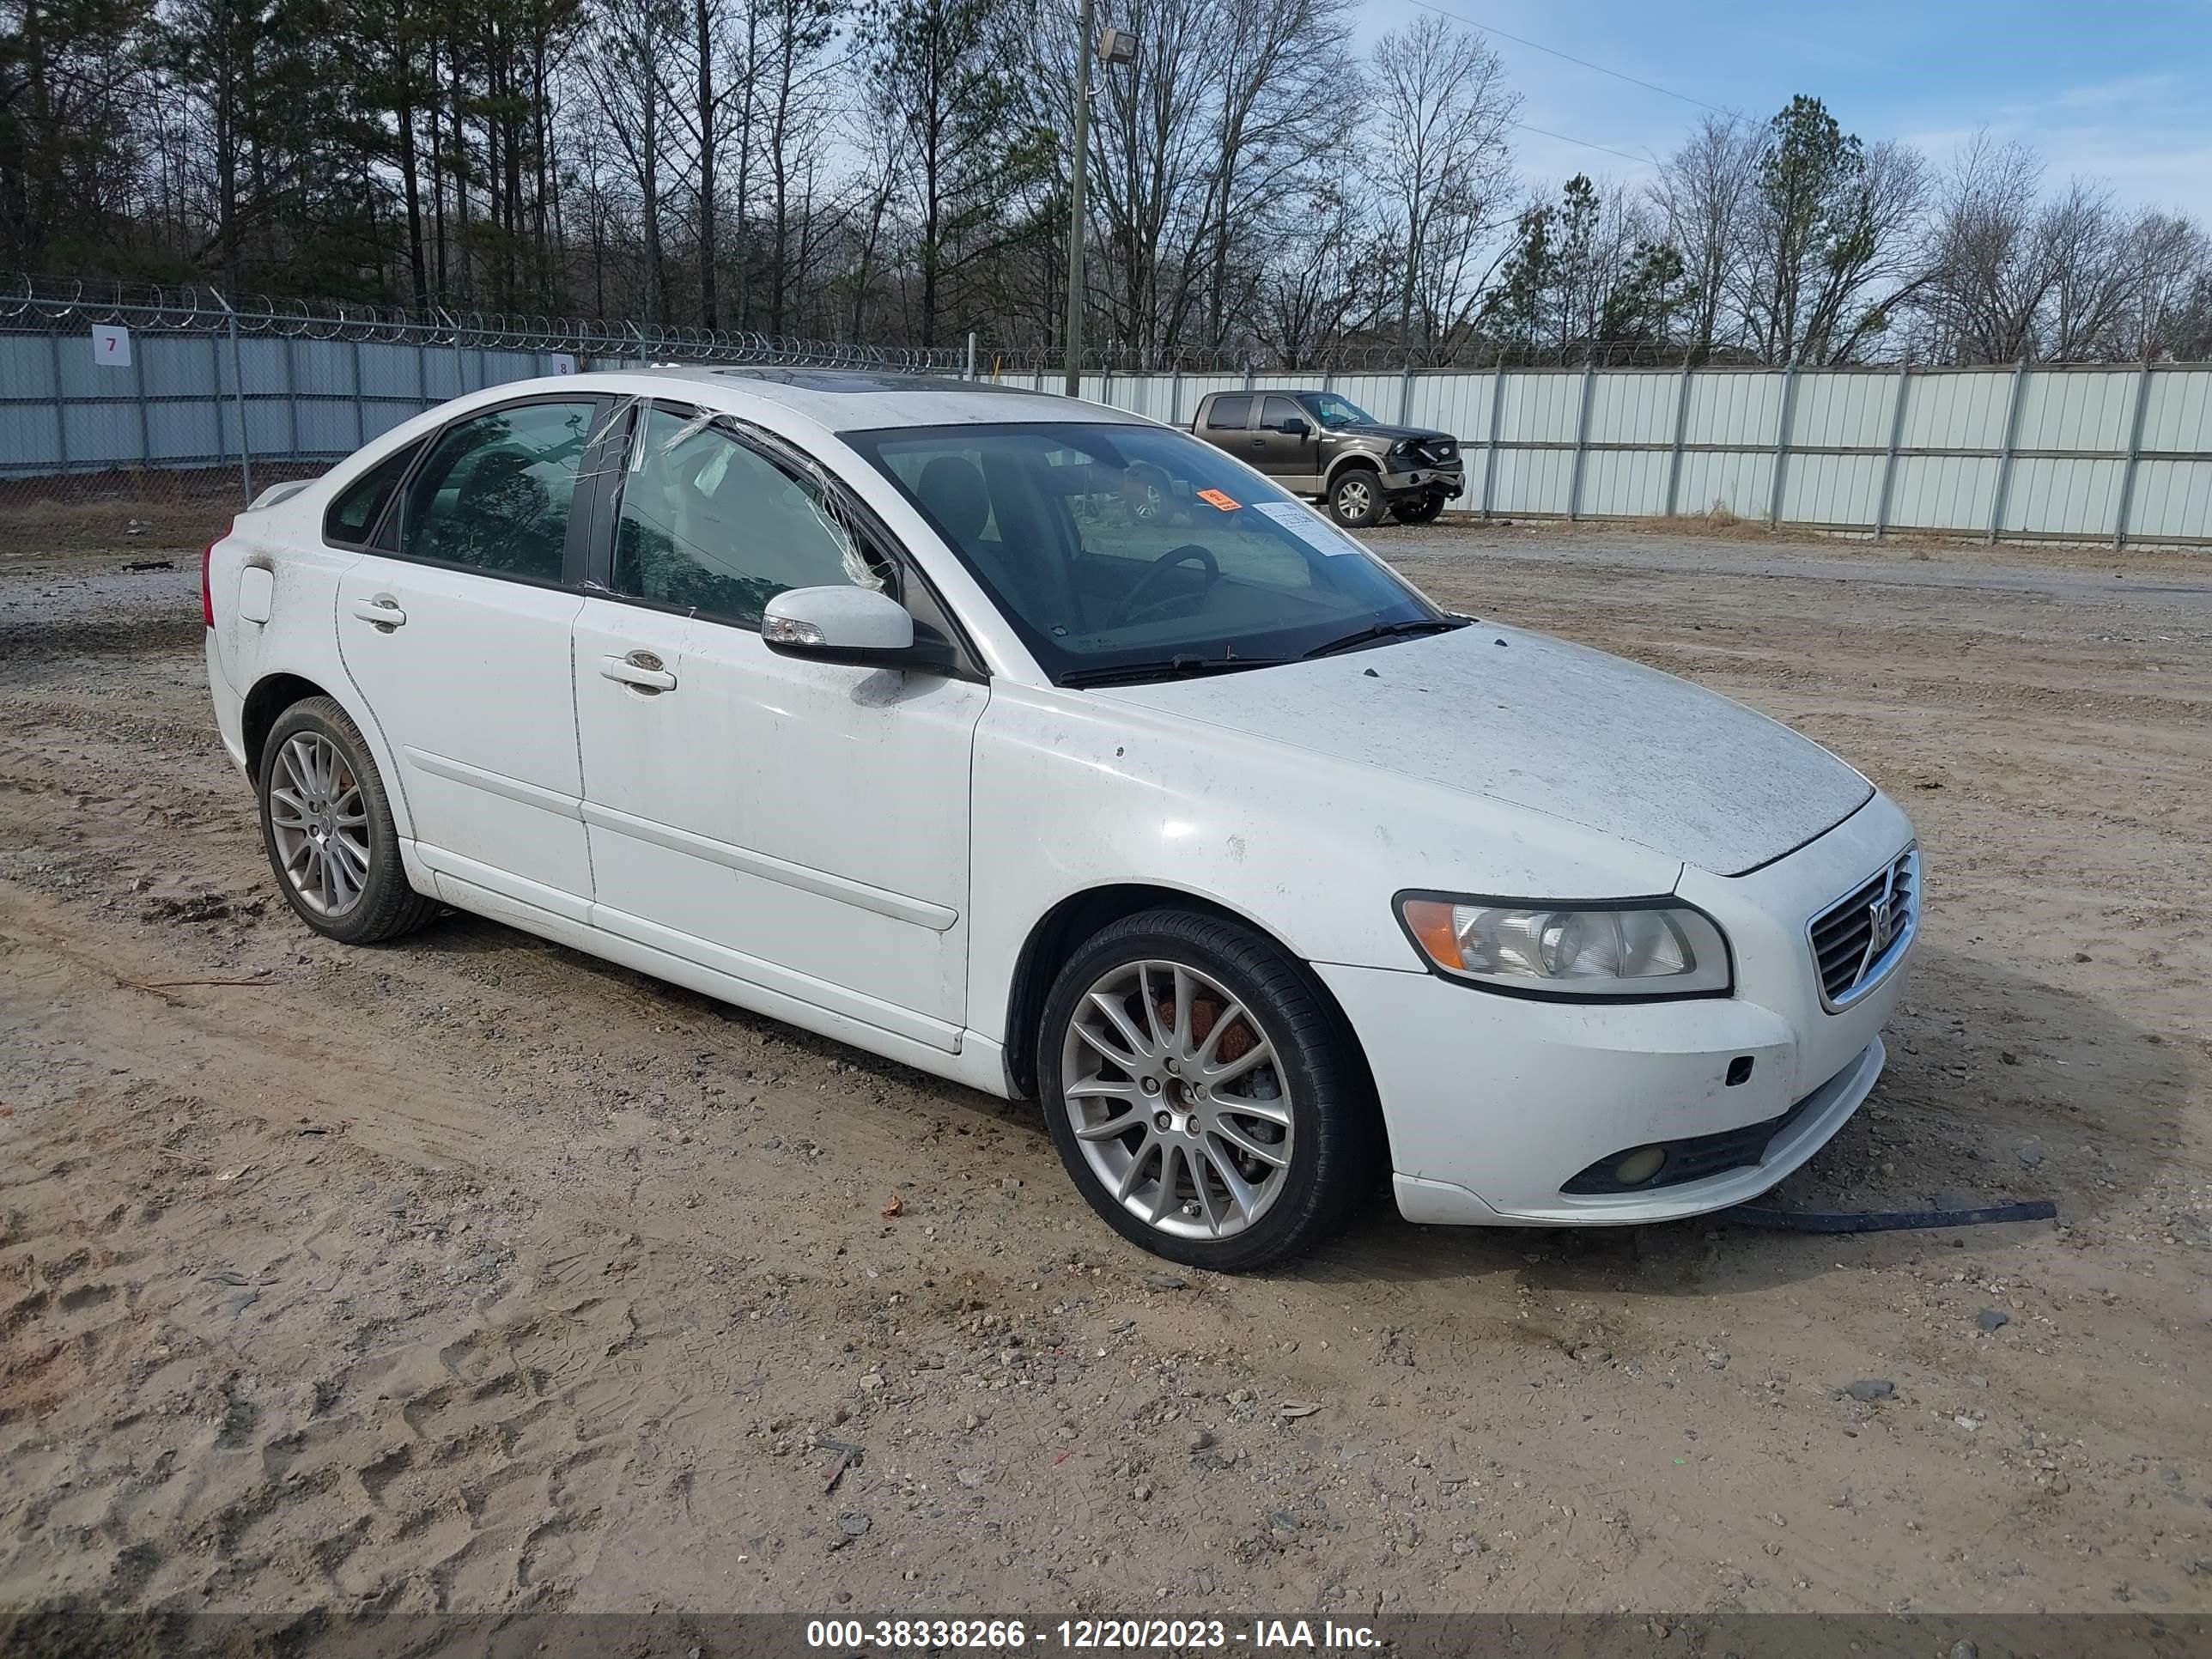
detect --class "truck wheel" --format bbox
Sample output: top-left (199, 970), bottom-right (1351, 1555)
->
top-left (1390, 494), bottom-right (1446, 526)
top-left (1327, 467), bottom-right (1383, 529)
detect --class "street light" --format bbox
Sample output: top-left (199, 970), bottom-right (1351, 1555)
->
top-left (1064, 15), bottom-right (1136, 398)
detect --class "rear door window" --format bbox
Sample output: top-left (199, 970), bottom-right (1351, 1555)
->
top-left (323, 441), bottom-right (421, 548)
top-left (1205, 395), bottom-right (1252, 431)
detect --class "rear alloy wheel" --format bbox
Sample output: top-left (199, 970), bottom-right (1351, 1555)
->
top-left (1041, 909), bottom-right (1376, 1270)
top-left (1390, 493), bottom-right (1446, 526)
top-left (1328, 467), bottom-right (1383, 528)
top-left (258, 696), bottom-right (438, 945)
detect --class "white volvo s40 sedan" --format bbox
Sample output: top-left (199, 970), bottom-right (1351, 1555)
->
top-left (203, 368), bottom-right (1919, 1269)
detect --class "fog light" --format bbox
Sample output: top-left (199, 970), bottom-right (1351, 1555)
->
top-left (1613, 1146), bottom-right (1667, 1186)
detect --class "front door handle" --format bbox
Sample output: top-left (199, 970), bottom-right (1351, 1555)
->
top-left (350, 597), bottom-right (405, 629)
top-left (601, 652), bottom-right (677, 693)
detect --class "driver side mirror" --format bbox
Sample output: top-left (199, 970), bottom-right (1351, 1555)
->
top-left (1281, 416), bottom-right (1310, 437)
top-left (763, 586), bottom-right (955, 672)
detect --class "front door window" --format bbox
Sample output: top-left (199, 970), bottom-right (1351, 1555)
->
top-left (612, 405), bottom-right (887, 624)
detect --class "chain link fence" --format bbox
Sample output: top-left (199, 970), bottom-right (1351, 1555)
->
top-left (9, 273), bottom-right (2207, 562)
top-left (0, 274), bottom-right (973, 563)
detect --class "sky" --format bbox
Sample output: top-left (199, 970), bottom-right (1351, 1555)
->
top-left (1351, 0), bottom-right (2212, 221)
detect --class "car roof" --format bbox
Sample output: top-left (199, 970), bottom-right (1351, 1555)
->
top-left (619, 364), bottom-right (1145, 434)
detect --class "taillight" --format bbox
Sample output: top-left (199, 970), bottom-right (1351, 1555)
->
top-left (202, 519), bottom-right (234, 627)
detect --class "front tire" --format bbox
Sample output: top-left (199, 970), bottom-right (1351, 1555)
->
top-left (1039, 909), bottom-right (1376, 1271)
top-left (258, 696), bottom-right (438, 945)
top-left (1327, 466), bottom-right (1384, 528)
top-left (1390, 493), bottom-right (1446, 526)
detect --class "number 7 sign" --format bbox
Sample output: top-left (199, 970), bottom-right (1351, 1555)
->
top-left (91, 324), bottom-right (132, 367)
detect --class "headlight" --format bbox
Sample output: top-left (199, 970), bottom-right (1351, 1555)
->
top-left (1396, 894), bottom-right (1732, 1000)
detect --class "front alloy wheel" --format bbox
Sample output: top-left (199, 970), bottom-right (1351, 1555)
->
top-left (1041, 909), bottom-right (1376, 1269)
top-left (1061, 957), bottom-right (1296, 1242)
top-left (1328, 469), bottom-right (1383, 528)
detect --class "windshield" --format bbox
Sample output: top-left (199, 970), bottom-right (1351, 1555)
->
top-left (845, 422), bottom-right (1444, 684)
top-left (1300, 393), bottom-right (1376, 429)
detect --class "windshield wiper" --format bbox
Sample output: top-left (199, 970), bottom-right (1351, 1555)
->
top-left (1303, 617), bottom-right (1467, 659)
top-left (1060, 653), bottom-right (1293, 689)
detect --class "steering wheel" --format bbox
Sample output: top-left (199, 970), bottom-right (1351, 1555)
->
top-left (1105, 544), bottom-right (1220, 628)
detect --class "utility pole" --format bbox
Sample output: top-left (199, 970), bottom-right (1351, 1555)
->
top-left (1062, 0), bottom-right (1097, 399)
top-left (1064, 18), bottom-right (1133, 398)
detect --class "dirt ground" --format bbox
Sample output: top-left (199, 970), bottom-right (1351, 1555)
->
top-left (2, 502), bottom-right (2209, 1624)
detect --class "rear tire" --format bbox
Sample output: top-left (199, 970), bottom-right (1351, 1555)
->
top-left (1327, 466), bottom-right (1384, 528)
top-left (258, 696), bottom-right (438, 945)
top-left (1039, 908), bottom-right (1377, 1271)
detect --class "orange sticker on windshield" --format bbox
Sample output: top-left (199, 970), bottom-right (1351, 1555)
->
top-left (1195, 488), bottom-right (1241, 511)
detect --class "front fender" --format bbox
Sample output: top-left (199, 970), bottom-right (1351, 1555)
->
top-left (1322, 448), bottom-right (1386, 489)
top-left (964, 682), bottom-right (1683, 1050)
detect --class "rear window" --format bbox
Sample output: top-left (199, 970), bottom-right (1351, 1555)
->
top-left (1204, 395), bottom-right (1251, 431)
top-left (323, 442), bottom-right (421, 547)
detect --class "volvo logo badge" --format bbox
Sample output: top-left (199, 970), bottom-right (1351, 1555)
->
top-left (1866, 894), bottom-right (1897, 956)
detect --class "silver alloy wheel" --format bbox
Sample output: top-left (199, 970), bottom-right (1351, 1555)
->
top-left (1335, 475), bottom-right (1372, 519)
top-left (1059, 959), bottom-right (1296, 1241)
top-left (267, 732), bottom-right (371, 916)
top-left (1130, 479), bottom-right (1165, 521)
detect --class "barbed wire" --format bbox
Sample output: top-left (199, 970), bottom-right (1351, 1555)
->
top-left (0, 273), bottom-right (969, 371)
top-left (6, 275), bottom-right (2187, 375)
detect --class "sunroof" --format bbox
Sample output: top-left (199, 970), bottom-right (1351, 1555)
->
top-left (709, 368), bottom-right (1040, 394)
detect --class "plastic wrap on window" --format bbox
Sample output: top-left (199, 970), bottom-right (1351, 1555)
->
top-left (579, 395), bottom-right (886, 594)
top-left (708, 410), bottom-right (885, 593)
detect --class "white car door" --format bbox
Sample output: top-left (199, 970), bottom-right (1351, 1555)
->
top-left (572, 401), bottom-right (988, 1051)
top-left (334, 395), bottom-right (605, 918)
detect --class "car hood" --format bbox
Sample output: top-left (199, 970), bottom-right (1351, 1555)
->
top-left (1327, 422), bottom-right (1453, 446)
top-left (1089, 624), bottom-right (1874, 878)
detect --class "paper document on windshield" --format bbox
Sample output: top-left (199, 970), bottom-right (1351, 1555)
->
top-left (1253, 500), bottom-right (1364, 556)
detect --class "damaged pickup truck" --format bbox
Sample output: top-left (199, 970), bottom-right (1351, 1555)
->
top-left (204, 368), bottom-right (1917, 1270)
top-left (1190, 388), bottom-right (1465, 526)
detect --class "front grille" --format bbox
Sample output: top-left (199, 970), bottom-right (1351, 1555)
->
top-left (1808, 848), bottom-right (1917, 1008)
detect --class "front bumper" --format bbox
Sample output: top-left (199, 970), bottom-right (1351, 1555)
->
top-left (1380, 464), bottom-right (1464, 500)
top-left (1316, 799), bottom-right (1917, 1227)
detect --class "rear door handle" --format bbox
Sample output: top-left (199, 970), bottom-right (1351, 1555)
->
top-left (350, 598), bottom-right (405, 629)
top-left (601, 652), bottom-right (677, 693)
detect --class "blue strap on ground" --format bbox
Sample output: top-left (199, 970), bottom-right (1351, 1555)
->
top-left (1721, 1200), bottom-right (2057, 1233)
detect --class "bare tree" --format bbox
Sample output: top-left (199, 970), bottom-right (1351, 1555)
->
top-left (1370, 15), bottom-right (1517, 362)
top-left (1917, 133), bottom-right (2057, 362)
top-left (1188, 0), bottom-right (1358, 357)
top-left (1250, 181), bottom-right (1368, 367)
top-left (2111, 209), bottom-right (2211, 360)
top-left (1650, 112), bottom-right (1760, 362)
